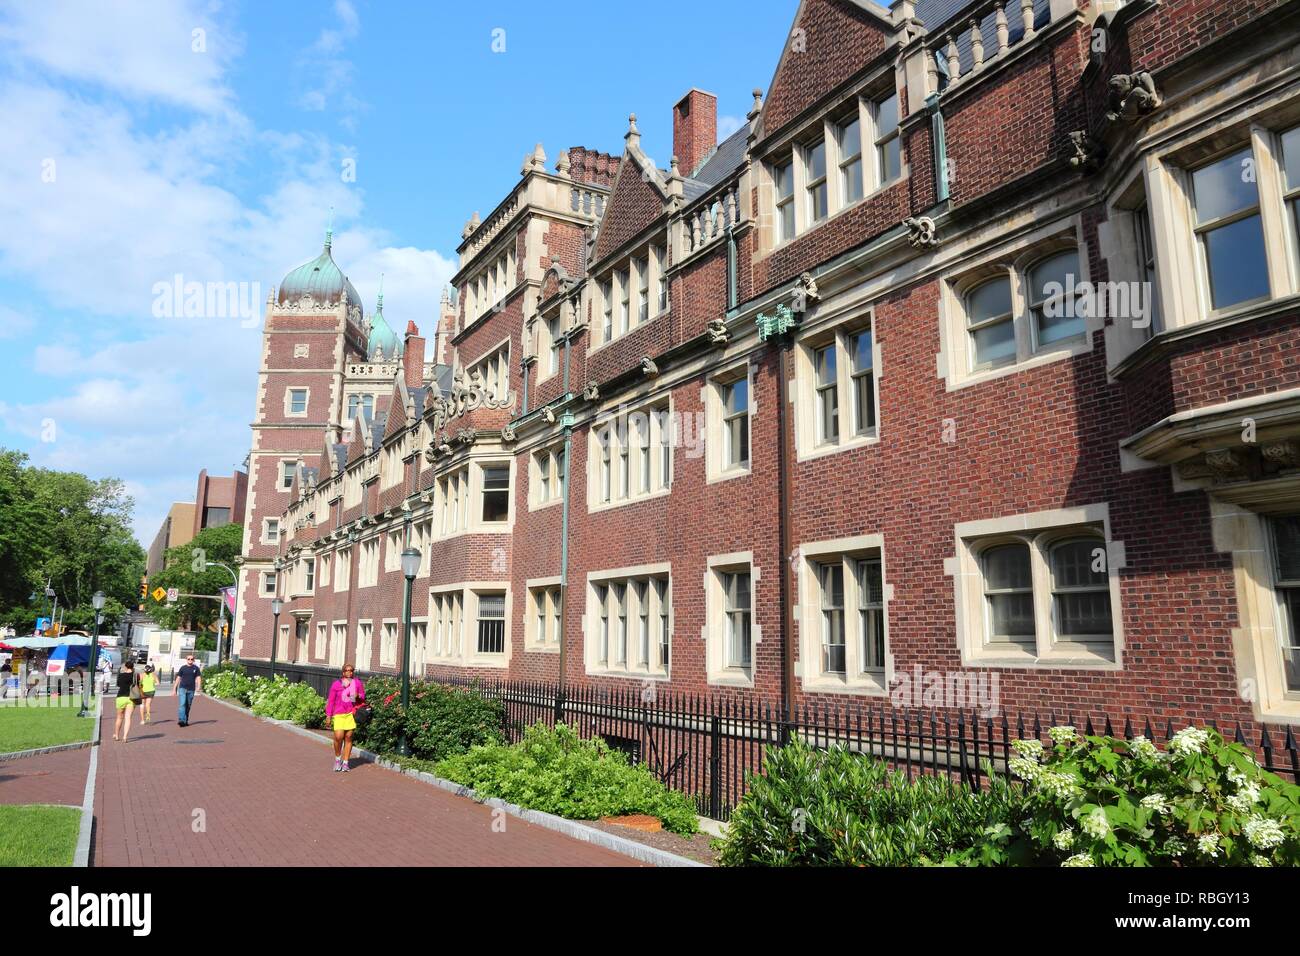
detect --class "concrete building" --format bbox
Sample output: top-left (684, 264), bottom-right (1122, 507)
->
top-left (146, 502), bottom-right (196, 575)
top-left (236, 0), bottom-right (1300, 735)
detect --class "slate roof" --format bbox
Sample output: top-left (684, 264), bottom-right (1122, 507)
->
top-left (681, 125), bottom-right (750, 203)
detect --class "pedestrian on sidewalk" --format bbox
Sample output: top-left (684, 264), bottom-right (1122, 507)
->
top-left (325, 664), bottom-right (365, 773)
top-left (174, 654), bottom-right (202, 727)
top-left (113, 661), bottom-right (140, 741)
top-left (139, 662), bottom-right (158, 723)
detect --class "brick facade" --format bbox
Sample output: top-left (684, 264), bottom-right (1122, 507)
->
top-left (236, 0), bottom-right (1300, 736)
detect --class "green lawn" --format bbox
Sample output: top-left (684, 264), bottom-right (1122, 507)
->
top-left (0, 805), bottom-right (81, 866)
top-left (0, 699), bottom-right (97, 753)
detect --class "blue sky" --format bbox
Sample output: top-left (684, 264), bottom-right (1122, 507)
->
top-left (0, 0), bottom-right (792, 545)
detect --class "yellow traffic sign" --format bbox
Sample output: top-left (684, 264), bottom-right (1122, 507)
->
top-left (151, 587), bottom-right (167, 602)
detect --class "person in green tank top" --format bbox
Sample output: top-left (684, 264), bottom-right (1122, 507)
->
top-left (139, 663), bottom-right (158, 724)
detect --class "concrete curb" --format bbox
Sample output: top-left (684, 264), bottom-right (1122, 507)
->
top-left (0, 737), bottom-right (95, 763)
top-left (204, 694), bottom-right (709, 868)
top-left (73, 695), bottom-right (102, 867)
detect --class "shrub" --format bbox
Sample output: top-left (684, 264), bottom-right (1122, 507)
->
top-left (961, 725), bottom-right (1300, 867)
top-left (354, 677), bottom-right (505, 762)
top-left (717, 740), bottom-right (1016, 867)
top-left (204, 668), bottom-right (255, 706)
top-left (435, 722), bottom-right (699, 835)
top-left (248, 675), bottom-right (325, 728)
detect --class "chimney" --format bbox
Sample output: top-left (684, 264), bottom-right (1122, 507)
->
top-left (403, 320), bottom-right (425, 389)
top-left (673, 89), bottom-right (717, 179)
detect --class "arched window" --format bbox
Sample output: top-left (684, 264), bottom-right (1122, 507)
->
top-left (1029, 250), bottom-right (1083, 347)
top-left (1048, 537), bottom-right (1112, 639)
top-left (981, 542), bottom-right (1034, 647)
top-left (966, 275), bottom-right (1015, 369)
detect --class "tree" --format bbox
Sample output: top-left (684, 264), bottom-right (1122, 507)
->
top-left (0, 449), bottom-right (145, 634)
top-left (144, 523), bottom-right (244, 632)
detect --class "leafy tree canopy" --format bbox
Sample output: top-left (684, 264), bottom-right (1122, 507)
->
top-left (143, 522), bottom-right (244, 632)
top-left (0, 449), bottom-right (146, 634)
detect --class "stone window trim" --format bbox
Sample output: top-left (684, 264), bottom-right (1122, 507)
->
top-left (406, 616), bottom-right (429, 679)
top-left (467, 336), bottom-right (512, 400)
top-left (937, 217), bottom-right (1094, 392)
top-left (435, 458), bottom-right (516, 537)
top-left (536, 308), bottom-right (567, 385)
top-left (356, 534), bottom-right (381, 589)
top-left (529, 442), bottom-right (566, 511)
top-left (795, 534), bottom-right (893, 696)
top-left (525, 575), bottom-right (564, 654)
top-left (704, 360), bottom-right (756, 485)
top-left (792, 308), bottom-right (881, 463)
top-left (379, 617), bottom-right (400, 670)
top-left (589, 236), bottom-right (672, 353)
top-left (583, 562), bottom-right (672, 681)
top-left (760, 72), bottom-right (905, 255)
top-left (332, 546), bottom-right (351, 593)
top-left (279, 458), bottom-right (300, 492)
top-left (284, 386), bottom-right (310, 419)
top-left (946, 504), bottom-right (1126, 670)
top-left (261, 517), bottom-right (280, 546)
top-left (1214, 501), bottom-right (1300, 725)
top-left (1145, 122), bottom-right (1299, 327)
top-left (427, 583), bottom-right (512, 670)
top-left (1099, 162), bottom-right (1164, 370)
top-left (586, 396), bottom-right (674, 515)
top-left (703, 552), bottom-right (760, 688)
top-left (261, 571), bottom-right (277, 597)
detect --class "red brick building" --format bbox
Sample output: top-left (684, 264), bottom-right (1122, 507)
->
top-left (236, 0), bottom-right (1300, 735)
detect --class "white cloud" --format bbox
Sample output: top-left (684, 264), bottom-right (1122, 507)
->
top-left (0, 0), bottom-right (453, 546)
top-left (0, 0), bottom-right (239, 113)
top-left (718, 115), bottom-right (746, 140)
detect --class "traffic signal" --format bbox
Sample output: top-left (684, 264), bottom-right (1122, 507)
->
top-left (138, 575), bottom-right (147, 611)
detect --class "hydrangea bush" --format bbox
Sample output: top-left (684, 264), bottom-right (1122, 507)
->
top-left (967, 725), bottom-right (1300, 867)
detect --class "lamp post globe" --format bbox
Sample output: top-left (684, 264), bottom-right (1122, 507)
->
top-left (396, 547), bottom-right (420, 757)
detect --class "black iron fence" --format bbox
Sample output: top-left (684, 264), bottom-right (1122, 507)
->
top-left (241, 660), bottom-right (1300, 821)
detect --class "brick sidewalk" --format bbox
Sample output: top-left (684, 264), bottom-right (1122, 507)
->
top-left (0, 747), bottom-right (89, 807)
top-left (91, 691), bottom-right (639, 866)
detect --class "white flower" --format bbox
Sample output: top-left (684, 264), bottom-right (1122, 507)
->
top-left (1081, 807), bottom-right (1111, 839)
top-left (1197, 833), bottom-right (1221, 858)
top-left (1227, 785), bottom-right (1260, 814)
top-left (1140, 793), bottom-right (1171, 814)
top-left (1062, 853), bottom-right (1094, 867)
top-left (1243, 815), bottom-right (1285, 851)
top-left (1035, 769), bottom-right (1083, 801)
top-left (1164, 837), bottom-right (1186, 856)
top-left (1011, 738), bottom-right (1045, 760)
top-left (1053, 828), bottom-right (1075, 850)
top-left (1009, 757), bottom-right (1041, 781)
top-left (1048, 725), bottom-right (1077, 745)
top-left (1226, 766), bottom-right (1249, 788)
top-left (1169, 727), bottom-right (1210, 756)
top-left (1252, 854), bottom-right (1273, 867)
top-left (1128, 736), bottom-right (1160, 761)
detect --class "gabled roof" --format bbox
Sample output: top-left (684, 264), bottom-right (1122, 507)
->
top-left (591, 142), bottom-right (671, 265)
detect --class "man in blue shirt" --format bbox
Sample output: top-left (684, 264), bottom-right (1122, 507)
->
top-left (174, 655), bottom-right (202, 727)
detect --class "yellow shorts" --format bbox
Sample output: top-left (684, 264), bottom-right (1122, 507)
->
top-left (115, 697), bottom-right (134, 711)
top-left (332, 712), bottom-right (356, 732)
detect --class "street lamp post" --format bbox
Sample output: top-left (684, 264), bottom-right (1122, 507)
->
top-left (79, 591), bottom-right (105, 718)
top-left (205, 561), bottom-right (238, 663)
top-left (397, 546), bottom-right (420, 757)
top-left (270, 598), bottom-right (283, 679)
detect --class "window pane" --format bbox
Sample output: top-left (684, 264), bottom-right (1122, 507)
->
top-left (775, 160), bottom-right (793, 199)
top-left (839, 117), bottom-right (861, 159)
top-left (482, 466), bottom-right (510, 522)
top-left (477, 594), bottom-right (505, 654)
top-left (815, 344), bottom-right (836, 385)
top-left (1203, 214), bottom-right (1270, 310)
top-left (851, 330), bottom-right (872, 373)
top-left (882, 137), bottom-right (901, 182)
top-left (876, 93), bottom-right (898, 138)
top-left (1057, 591), bottom-right (1113, 637)
top-left (725, 376), bottom-right (748, 415)
top-left (985, 544), bottom-right (1031, 590)
top-left (780, 202), bottom-right (795, 241)
top-left (989, 593), bottom-right (1035, 639)
top-left (1274, 516), bottom-right (1300, 581)
top-left (1051, 540), bottom-right (1106, 588)
top-left (1282, 126), bottom-right (1300, 189)
top-left (1030, 251), bottom-right (1079, 303)
top-left (968, 276), bottom-right (1011, 322)
top-left (971, 318), bottom-right (1016, 366)
top-left (807, 141), bottom-right (826, 181)
top-left (1192, 148), bottom-right (1258, 223)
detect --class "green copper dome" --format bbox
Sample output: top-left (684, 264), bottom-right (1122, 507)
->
top-left (277, 231), bottom-right (363, 310)
top-left (366, 281), bottom-right (399, 360)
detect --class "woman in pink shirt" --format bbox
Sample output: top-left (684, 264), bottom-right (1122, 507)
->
top-left (325, 663), bottom-right (366, 772)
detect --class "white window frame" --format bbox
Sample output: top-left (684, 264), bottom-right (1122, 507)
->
top-left (793, 311), bottom-right (881, 462)
top-left (526, 577), bottom-right (563, 653)
top-left (796, 535), bottom-right (891, 695)
top-left (285, 387), bottom-right (309, 418)
top-left (355, 620), bottom-right (373, 672)
top-left (950, 504), bottom-right (1124, 669)
top-left (279, 459), bottom-right (299, 492)
top-left (704, 552), bottom-right (758, 686)
top-left (587, 398), bottom-right (673, 512)
top-left (938, 219), bottom-right (1095, 391)
top-left (262, 518), bottom-right (280, 545)
top-left (705, 362), bottom-right (754, 483)
top-left (530, 445), bottom-right (565, 510)
top-left (585, 563), bottom-right (671, 680)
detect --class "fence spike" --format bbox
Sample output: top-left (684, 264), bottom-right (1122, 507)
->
top-left (1123, 717), bottom-right (1133, 740)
